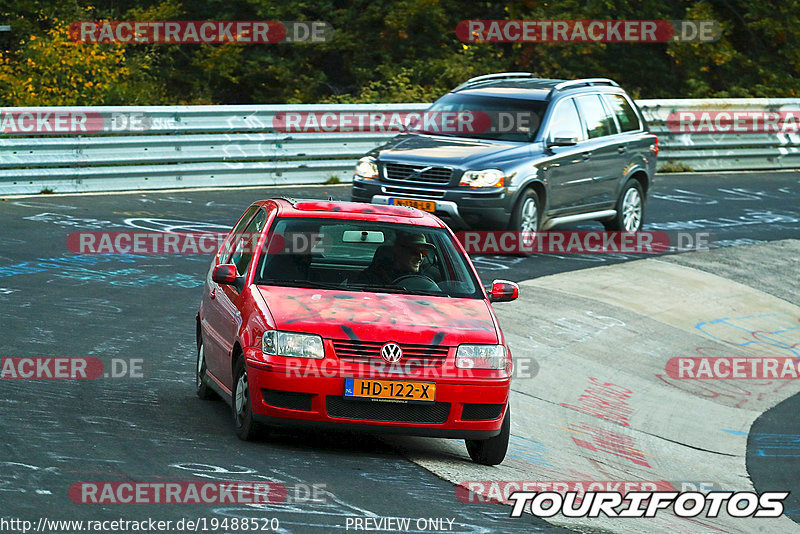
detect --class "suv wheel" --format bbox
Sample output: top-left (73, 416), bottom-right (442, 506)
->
top-left (465, 406), bottom-right (510, 465)
top-left (232, 358), bottom-right (260, 440)
top-left (604, 179), bottom-right (644, 231)
top-left (509, 190), bottom-right (540, 234)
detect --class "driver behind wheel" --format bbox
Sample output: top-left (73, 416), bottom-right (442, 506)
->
top-left (355, 232), bottom-right (436, 286)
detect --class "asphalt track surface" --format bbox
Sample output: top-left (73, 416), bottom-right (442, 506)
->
top-left (0, 171), bottom-right (798, 533)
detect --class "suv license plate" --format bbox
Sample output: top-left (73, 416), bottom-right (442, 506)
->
top-left (344, 378), bottom-right (435, 403)
top-left (389, 198), bottom-right (436, 212)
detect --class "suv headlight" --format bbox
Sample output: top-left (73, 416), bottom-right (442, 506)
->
top-left (455, 344), bottom-right (507, 369)
top-left (460, 169), bottom-right (504, 188)
top-left (263, 331), bottom-right (324, 359)
top-left (355, 157), bottom-right (379, 180)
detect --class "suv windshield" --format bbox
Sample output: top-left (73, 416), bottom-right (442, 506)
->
top-left (254, 218), bottom-right (483, 298)
top-left (419, 93), bottom-right (548, 142)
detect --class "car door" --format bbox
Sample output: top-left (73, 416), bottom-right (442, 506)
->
top-left (201, 205), bottom-right (259, 387)
top-left (574, 94), bottom-right (622, 207)
top-left (603, 92), bottom-right (648, 197)
top-left (539, 97), bottom-right (594, 214)
top-left (210, 208), bottom-right (269, 388)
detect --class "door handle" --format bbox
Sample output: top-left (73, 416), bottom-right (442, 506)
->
top-left (618, 146), bottom-right (627, 153)
top-left (210, 288), bottom-right (216, 299)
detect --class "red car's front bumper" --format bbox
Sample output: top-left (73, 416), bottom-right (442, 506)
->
top-left (244, 348), bottom-right (510, 439)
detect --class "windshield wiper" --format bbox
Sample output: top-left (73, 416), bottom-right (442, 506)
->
top-left (348, 283), bottom-right (449, 297)
top-left (347, 284), bottom-right (407, 294)
top-left (257, 279), bottom-right (343, 290)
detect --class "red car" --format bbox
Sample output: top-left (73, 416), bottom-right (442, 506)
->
top-left (196, 199), bottom-right (519, 465)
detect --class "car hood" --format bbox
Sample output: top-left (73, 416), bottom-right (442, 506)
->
top-left (257, 286), bottom-right (498, 346)
top-left (376, 134), bottom-right (526, 168)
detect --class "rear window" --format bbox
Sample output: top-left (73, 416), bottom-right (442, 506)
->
top-left (575, 94), bottom-right (618, 139)
top-left (605, 94), bottom-right (641, 132)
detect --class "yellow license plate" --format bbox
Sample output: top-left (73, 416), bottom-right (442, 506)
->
top-left (344, 378), bottom-right (435, 402)
top-left (390, 198), bottom-right (436, 212)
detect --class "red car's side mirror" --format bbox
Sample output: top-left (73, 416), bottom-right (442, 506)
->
top-left (212, 264), bottom-right (238, 285)
top-left (488, 280), bottom-right (519, 303)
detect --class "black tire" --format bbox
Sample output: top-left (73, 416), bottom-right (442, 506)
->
top-left (508, 190), bottom-right (540, 234)
top-left (604, 179), bottom-right (644, 231)
top-left (465, 406), bottom-right (510, 465)
top-left (232, 358), bottom-right (260, 440)
top-left (196, 336), bottom-right (216, 400)
top-left (507, 190), bottom-right (540, 256)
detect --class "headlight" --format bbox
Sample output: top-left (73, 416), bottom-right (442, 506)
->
top-left (455, 344), bottom-right (507, 369)
top-left (262, 331), bottom-right (324, 359)
top-left (460, 169), bottom-right (504, 188)
top-left (354, 157), bottom-right (379, 180)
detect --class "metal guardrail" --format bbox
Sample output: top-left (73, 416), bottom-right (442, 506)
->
top-left (1, 100), bottom-right (798, 194)
top-left (638, 98), bottom-right (800, 172)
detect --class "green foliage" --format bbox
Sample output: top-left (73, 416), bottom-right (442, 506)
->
top-left (659, 161), bottom-right (695, 173)
top-left (0, 0), bottom-right (797, 105)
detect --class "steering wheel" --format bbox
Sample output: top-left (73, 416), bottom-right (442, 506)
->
top-left (392, 274), bottom-right (439, 291)
top-left (392, 274), bottom-right (434, 284)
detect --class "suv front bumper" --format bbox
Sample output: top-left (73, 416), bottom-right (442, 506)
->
top-left (352, 178), bottom-right (511, 229)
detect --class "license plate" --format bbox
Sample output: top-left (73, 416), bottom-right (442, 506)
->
top-left (344, 378), bottom-right (435, 402)
top-left (389, 197), bottom-right (436, 212)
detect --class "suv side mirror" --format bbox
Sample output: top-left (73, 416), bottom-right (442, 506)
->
top-left (547, 131), bottom-right (579, 147)
top-left (212, 264), bottom-right (244, 291)
top-left (488, 280), bottom-right (519, 303)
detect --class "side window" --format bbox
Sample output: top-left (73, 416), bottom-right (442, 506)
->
top-left (228, 209), bottom-right (268, 277)
top-left (547, 99), bottom-right (585, 141)
top-left (220, 205), bottom-right (258, 261)
top-left (575, 94), bottom-right (618, 139)
top-left (605, 94), bottom-right (641, 132)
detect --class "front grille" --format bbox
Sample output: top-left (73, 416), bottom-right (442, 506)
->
top-left (461, 403), bottom-right (505, 421)
top-left (332, 340), bottom-right (449, 367)
top-left (381, 186), bottom-right (446, 199)
top-left (326, 396), bottom-right (450, 423)
top-left (384, 163), bottom-right (452, 184)
top-left (262, 389), bottom-right (314, 411)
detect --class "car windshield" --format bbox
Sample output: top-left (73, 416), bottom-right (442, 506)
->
top-left (254, 218), bottom-right (483, 298)
top-left (418, 93), bottom-right (548, 142)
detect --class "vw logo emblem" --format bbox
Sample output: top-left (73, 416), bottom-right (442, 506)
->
top-left (381, 342), bottom-right (403, 363)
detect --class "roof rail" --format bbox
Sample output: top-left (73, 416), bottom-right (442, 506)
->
top-left (548, 78), bottom-right (619, 97)
top-left (452, 72), bottom-right (537, 92)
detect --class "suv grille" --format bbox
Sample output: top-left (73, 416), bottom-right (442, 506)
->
top-left (332, 340), bottom-right (449, 367)
top-left (384, 163), bottom-right (452, 184)
top-left (326, 396), bottom-right (450, 423)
